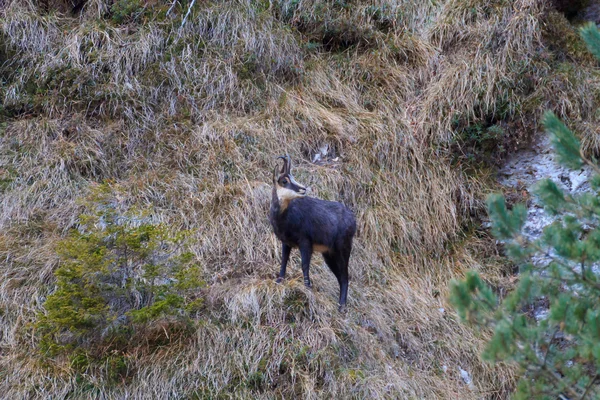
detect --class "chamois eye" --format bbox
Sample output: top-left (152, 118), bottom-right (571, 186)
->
top-left (282, 178), bottom-right (288, 184)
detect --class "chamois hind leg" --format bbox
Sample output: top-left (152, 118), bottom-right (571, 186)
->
top-left (299, 242), bottom-right (313, 288)
top-left (338, 247), bottom-right (351, 312)
top-left (323, 253), bottom-right (341, 282)
top-left (276, 243), bottom-right (291, 283)
top-left (324, 252), bottom-right (347, 312)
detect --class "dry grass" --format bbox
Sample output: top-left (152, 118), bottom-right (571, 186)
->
top-left (1, 0), bottom-right (598, 398)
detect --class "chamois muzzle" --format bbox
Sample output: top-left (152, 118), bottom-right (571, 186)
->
top-left (288, 175), bottom-right (307, 195)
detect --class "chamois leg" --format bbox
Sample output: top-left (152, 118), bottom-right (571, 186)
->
top-left (323, 253), bottom-right (341, 280)
top-left (338, 248), bottom-right (351, 312)
top-left (338, 268), bottom-right (349, 311)
top-left (299, 242), bottom-right (313, 288)
top-left (324, 252), bottom-right (347, 312)
top-left (323, 252), bottom-right (342, 291)
top-left (276, 243), bottom-right (291, 283)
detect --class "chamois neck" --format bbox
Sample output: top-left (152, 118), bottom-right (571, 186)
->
top-left (272, 185), bottom-right (293, 213)
top-left (271, 186), bottom-right (282, 212)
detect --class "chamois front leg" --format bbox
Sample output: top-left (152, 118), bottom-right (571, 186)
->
top-left (276, 243), bottom-right (291, 284)
top-left (299, 242), bottom-right (313, 288)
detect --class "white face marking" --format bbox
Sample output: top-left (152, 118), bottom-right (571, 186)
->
top-left (277, 187), bottom-right (306, 203)
top-left (276, 174), bottom-right (307, 211)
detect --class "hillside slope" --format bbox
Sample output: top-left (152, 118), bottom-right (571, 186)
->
top-left (1, 0), bottom-right (599, 398)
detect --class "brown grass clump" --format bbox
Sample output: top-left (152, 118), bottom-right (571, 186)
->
top-left (1, 0), bottom-right (598, 398)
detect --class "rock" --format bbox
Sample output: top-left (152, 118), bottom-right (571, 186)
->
top-left (498, 134), bottom-right (592, 244)
top-left (459, 367), bottom-right (475, 390)
top-left (313, 144), bottom-right (329, 163)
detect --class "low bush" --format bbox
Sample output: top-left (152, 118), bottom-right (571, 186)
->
top-left (36, 183), bottom-right (204, 362)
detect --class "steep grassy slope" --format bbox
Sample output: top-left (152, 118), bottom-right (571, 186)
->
top-left (1, 0), bottom-right (599, 398)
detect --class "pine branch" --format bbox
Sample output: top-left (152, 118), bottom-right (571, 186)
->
top-left (581, 23), bottom-right (600, 62)
top-left (580, 373), bottom-right (598, 400)
top-left (542, 328), bottom-right (559, 368)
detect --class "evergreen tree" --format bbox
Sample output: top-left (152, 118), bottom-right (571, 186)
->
top-left (450, 23), bottom-right (600, 399)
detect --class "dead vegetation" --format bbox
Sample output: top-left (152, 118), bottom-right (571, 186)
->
top-left (1, 0), bottom-right (599, 398)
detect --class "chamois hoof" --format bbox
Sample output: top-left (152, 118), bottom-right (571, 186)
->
top-left (304, 280), bottom-right (312, 289)
top-left (275, 277), bottom-right (284, 284)
top-left (338, 304), bottom-right (347, 313)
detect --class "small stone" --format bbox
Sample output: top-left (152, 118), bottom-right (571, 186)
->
top-left (459, 368), bottom-right (475, 390)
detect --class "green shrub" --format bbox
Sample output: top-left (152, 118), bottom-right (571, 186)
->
top-left (36, 183), bottom-right (204, 361)
top-left (450, 117), bottom-right (506, 167)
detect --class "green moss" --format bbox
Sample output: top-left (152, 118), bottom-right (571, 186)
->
top-left (543, 11), bottom-right (597, 64)
top-left (366, 4), bottom-right (401, 32)
top-left (69, 349), bottom-right (91, 373)
top-left (111, 0), bottom-right (145, 24)
top-left (283, 287), bottom-right (309, 320)
top-left (245, 370), bottom-right (265, 391)
top-left (104, 354), bottom-right (131, 384)
top-left (252, 0), bottom-right (272, 13)
top-left (236, 52), bottom-right (261, 81)
top-left (0, 165), bottom-right (16, 193)
top-left (343, 368), bottom-right (365, 383)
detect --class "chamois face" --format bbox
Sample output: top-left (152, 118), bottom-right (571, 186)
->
top-left (276, 173), bottom-right (307, 202)
top-left (273, 155), bottom-right (307, 206)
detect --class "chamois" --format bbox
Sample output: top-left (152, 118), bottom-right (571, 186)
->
top-left (269, 155), bottom-right (356, 311)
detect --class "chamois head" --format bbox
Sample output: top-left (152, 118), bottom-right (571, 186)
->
top-left (273, 155), bottom-right (307, 203)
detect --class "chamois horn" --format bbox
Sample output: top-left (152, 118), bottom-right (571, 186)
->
top-left (277, 154), bottom-right (291, 174)
top-left (273, 155), bottom-right (289, 183)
